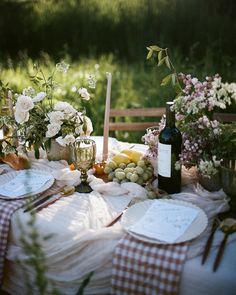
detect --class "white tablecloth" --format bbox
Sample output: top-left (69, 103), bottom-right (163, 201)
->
top-left (2, 137), bottom-right (236, 295)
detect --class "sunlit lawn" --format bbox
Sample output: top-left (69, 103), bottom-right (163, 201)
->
top-left (1, 53), bottom-right (235, 143)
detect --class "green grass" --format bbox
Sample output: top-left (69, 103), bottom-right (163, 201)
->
top-left (0, 52), bottom-right (235, 143)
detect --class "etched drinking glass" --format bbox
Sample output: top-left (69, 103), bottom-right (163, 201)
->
top-left (70, 138), bottom-right (96, 193)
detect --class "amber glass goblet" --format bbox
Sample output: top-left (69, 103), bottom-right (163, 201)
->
top-left (70, 138), bottom-right (96, 193)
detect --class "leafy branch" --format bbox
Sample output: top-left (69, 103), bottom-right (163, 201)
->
top-left (0, 80), bottom-right (10, 98)
top-left (146, 45), bottom-right (183, 96)
top-left (17, 209), bottom-right (94, 295)
top-left (29, 61), bottom-right (68, 110)
top-left (17, 212), bottom-right (61, 295)
top-left (29, 63), bottom-right (56, 109)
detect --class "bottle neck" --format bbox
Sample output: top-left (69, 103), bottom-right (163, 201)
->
top-left (165, 102), bottom-right (175, 128)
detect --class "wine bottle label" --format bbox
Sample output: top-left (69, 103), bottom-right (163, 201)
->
top-left (158, 142), bottom-right (171, 177)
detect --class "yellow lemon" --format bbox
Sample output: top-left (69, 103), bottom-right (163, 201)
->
top-left (112, 153), bottom-right (131, 165)
top-left (121, 149), bottom-right (144, 163)
top-left (121, 149), bottom-right (133, 158)
top-left (130, 151), bottom-right (144, 163)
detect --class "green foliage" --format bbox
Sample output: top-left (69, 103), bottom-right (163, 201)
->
top-left (76, 271), bottom-right (94, 295)
top-left (0, 0), bottom-right (235, 80)
top-left (218, 123), bottom-right (236, 159)
top-left (17, 213), bottom-right (61, 294)
top-left (147, 45), bottom-right (182, 96)
top-left (17, 210), bottom-right (93, 294)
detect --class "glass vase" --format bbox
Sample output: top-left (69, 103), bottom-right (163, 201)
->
top-left (198, 170), bottom-right (222, 192)
top-left (45, 139), bottom-right (71, 163)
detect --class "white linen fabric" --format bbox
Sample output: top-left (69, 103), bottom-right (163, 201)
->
top-left (2, 137), bottom-right (236, 295)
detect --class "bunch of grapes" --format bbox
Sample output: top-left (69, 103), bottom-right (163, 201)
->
top-left (104, 159), bottom-right (154, 186)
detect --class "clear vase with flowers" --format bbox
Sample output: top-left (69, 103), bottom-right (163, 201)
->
top-left (0, 61), bottom-right (94, 161)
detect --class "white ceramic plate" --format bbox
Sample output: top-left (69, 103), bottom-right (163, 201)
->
top-left (0, 169), bottom-right (54, 199)
top-left (121, 199), bottom-right (208, 244)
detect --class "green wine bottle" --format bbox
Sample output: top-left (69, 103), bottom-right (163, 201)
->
top-left (158, 101), bottom-right (182, 193)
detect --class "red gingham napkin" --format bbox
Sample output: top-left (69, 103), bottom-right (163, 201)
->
top-left (0, 198), bottom-right (28, 285)
top-left (0, 182), bottom-right (62, 286)
top-left (111, 233), bottom-right (189, 295)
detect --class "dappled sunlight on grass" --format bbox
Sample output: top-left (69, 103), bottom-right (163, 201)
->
top-left (1, 52), bottom-right (235, 143)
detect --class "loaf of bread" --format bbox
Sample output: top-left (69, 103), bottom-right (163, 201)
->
top-left (0, 153), bottom-right (30, 170)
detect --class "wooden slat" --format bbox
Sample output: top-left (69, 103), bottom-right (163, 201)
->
top-left (109, 108), bottom-right (165, 117)
top-left (213, 112), bottom-right (236, 122)
top-left (109, 122), bottom-right (160, 131)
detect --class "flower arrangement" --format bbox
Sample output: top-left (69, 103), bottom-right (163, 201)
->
top-left (172, 73), bottom-right (236, 176)
top-left (142, 119), bottom-right (165, 159)
top-left (145, 45), bottom-right (236, 178)
top-left (0, 61), bottom-right (94, 158)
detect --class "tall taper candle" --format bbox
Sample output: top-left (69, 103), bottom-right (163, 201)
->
top-left (103, 72), bottom-right (112, 161)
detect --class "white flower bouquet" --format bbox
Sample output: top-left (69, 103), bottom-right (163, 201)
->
top-left (0, 61), bottom-right (94, 158)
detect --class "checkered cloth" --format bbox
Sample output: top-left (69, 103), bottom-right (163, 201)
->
top-left (0, 198), bottom-right (28, 285)
top-left (111, 233), bottom-right (189, 295)
top-left (0, 182), bottom-right (63, 286)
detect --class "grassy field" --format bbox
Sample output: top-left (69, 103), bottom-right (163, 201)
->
top-left (1, 51), bottom-right (235, 143)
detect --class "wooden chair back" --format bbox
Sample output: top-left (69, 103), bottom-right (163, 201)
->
top-left (109, 107), bottom-right (165, 132)
top-left (213, 112), bottom-right (236, 123)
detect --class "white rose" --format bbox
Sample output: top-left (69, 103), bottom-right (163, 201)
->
top-left (15, 95), bottom-right (34, 112)
top-left (56, 134), bottom-right (76, 146)
top-left (32, 92), bottom-right (47, 103)
top-left (64, 105), bottom-right (77, 116)
top-left (14, 110), bottom-right (29, 123)
top-left (46, 123), bottom-right (61, 138)
top-left (78, 87), bottom-right (90, 100)
top-left (47, 111), bottom-right (64, 124)
top-left (53, 101), bottom-right (67, 111)
top-left (54, 102), bottom-right (77, 115)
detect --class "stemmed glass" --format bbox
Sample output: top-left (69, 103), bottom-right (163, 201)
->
top-left (70, 138), bottom-right (96, 193)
